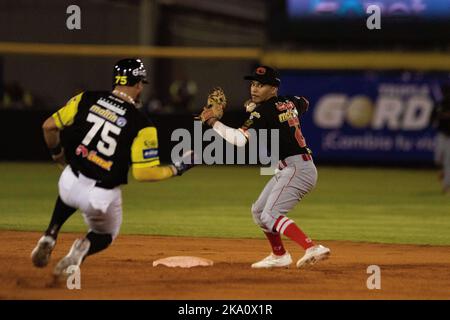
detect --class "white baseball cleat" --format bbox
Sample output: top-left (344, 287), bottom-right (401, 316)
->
top-left (53, 238), bottom-right (91, 277)
top-left (31, 235), bottom-right (56, 268)
top-left (296, 245), bottom-right (330, 268)
top-left (251, 252), bottom-right (292, 269)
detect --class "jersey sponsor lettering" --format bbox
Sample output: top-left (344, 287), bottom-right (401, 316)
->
top-left (275, 100), bottom-right (296, 112)
top-left (53, 91), bottom-right (159, 187)
top-left (97, 97), bottom-right (126, 115)
top-left (241, 96), bottom-right (311, 159)
top-left (89, 105), bottom-right (119, 123)
top-left (76, 144), bottom-right (113, 171)
top-left (250, 111), bottom-right (261, 119)
top-left (278, 109), bottom-right (299, 124)
top-left (143, 148), bottom-right (158, 159)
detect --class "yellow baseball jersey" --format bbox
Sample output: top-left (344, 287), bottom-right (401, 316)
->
top-left (53, 91), bottom-right (160, 188)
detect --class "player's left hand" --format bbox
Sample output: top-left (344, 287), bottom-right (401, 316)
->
top-left (195, 87), bottom-right (227, 126)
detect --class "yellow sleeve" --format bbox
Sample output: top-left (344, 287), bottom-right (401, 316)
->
top-left (131, 126), bottom-right (161, 168)
top-left (132, 166), bottom-right (174, 182)
top-left (52, 92), bottom-right (83, 129)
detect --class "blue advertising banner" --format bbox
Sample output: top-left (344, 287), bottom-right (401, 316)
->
top-left (287, 0), bottom-right (450, 20)
top-left (279, 71), bottom-right (450, 164)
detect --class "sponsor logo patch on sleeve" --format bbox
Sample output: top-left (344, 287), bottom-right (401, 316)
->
top-left (143, 148), bottom-right (159, 159)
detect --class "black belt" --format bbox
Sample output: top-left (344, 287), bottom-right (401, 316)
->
top-left (278, 154), bottom-right (313, 170)
top-left (71, 167), bottom-right (116, 190)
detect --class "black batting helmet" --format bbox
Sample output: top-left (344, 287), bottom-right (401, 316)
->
top-left (112, 58), bottom-right (148, 87)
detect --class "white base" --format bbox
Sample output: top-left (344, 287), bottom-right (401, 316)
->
top-left (153, 256), bottom-right (214, 268)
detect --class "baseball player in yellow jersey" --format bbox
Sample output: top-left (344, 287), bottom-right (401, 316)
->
top-left (31, 58), bottom-right (195, 277)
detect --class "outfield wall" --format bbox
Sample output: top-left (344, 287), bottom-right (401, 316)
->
top-left (279, 70), bottom-right (446, 166)
top-left (1, 105), bottom-right (438, 166)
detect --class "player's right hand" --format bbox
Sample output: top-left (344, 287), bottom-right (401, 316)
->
top-left (171, 150), bottom-right (198, 176)
top-left (244, 99), bottom-right (257, 112)
top-left (52, 151), bottom-right (67, 169)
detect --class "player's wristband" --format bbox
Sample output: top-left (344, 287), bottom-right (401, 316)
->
top-left (49, 144), bottom-right (62, 156)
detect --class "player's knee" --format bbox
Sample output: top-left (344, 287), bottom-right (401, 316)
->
top-left (260, 210), bottom-right (277, 233)
top-left (251, 203), bottom-right (264, 227)
top-left (251, 203), bottom-right (261, 215)
top-left (86, 231), bottom-right (113, 256)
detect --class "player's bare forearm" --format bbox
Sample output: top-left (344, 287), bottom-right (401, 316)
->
top-left (42, 116), bottom-right (61, 148)
top-left (42, 116), bottom-right (66, 167)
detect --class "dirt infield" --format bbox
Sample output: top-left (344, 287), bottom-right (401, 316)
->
top-left (1, 231), bottom-right (449, 300)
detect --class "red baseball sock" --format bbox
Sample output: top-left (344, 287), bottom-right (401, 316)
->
top-left (273, 215), bottom-right (315, 250)
top-left (264, 232), bottom-right (286, 256)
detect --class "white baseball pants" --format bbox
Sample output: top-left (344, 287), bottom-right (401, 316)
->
top-left (58, 166), bottom-right (122, 239)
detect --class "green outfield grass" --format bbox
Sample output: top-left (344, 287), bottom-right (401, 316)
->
top-left (0, 162), bottom-right (449, 245)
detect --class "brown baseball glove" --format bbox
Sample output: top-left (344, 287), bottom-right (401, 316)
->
top-left (196, 87), bottom-right (227, 124)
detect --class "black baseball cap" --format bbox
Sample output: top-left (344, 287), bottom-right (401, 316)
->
top-left (244, 65), bottom-right (281, 87)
